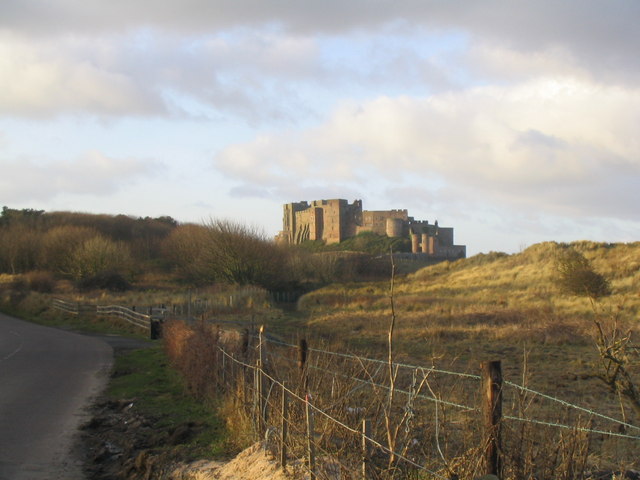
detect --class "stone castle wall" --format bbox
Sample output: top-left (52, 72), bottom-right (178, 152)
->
top-left (277, 198), bottom-right (466, 259)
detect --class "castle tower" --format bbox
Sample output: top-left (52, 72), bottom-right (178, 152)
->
top-left (411, 233), bottom-right (419, 254)
top-left (386, 217), bottom-right (404, 238)
top-left (428, 235), bottom-right (436, 255)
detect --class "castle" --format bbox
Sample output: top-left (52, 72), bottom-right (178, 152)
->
top-left (276, 199), bottom-right (466, 258)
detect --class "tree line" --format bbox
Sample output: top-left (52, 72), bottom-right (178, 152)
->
top-left (0, 207), bottom-right (393, 292)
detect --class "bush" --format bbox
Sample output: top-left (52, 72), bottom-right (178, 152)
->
top-left (26, 271), bottom-right (56, 293)
top-left (554, 248), bottom-right (611, 298)
top-left (69, 235), bottom-right (133, 281)
top-left (77, 271), bottom-right (131, 292)
top-left (163, 320), bottom-right (220, 399)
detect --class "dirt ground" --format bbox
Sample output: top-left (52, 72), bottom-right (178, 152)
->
top-left (79, 395), bottom-right (298, 480)
top-left (169, 444), bottom-right (299, 480)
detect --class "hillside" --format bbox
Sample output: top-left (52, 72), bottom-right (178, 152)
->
top-left (299, 240), bottom-right (640, 333)
top-left (297, 241), bottom-right (640, 407)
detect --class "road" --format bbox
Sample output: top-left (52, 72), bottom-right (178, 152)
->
top-left (0, 313), bottom-right (113, 480)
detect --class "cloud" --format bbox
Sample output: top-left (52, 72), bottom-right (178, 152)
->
top-left (0, 152), bottom-right (163, 202)
top-left (215, 76), bottom-right (640, 221)
top-left (0, 33), bottom-right (166, 117)
top-left (2, 1), bottom-right (638, 120)
top-left (3, 1), bottom-right (638, 72)
top-left (0, 25), bottom-right (465, 122)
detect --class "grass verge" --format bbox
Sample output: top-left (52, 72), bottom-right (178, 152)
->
top-left (107, 345), bottom-right (233, 461)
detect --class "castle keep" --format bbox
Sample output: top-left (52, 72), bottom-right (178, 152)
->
top-left (277, 199), bottom-right (466, 259)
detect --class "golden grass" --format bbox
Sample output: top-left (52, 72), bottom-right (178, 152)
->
top-left (296, 241), bottom-right (640, 428)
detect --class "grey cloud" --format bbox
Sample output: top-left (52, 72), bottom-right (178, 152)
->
top-left (3, 1), bottom-right (638, 80)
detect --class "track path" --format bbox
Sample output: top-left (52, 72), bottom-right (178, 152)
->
top-left (0, 312), bottom-right (113, 480)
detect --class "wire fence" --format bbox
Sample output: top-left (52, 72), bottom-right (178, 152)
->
top-left (196, 322), bottom-right (640, 480)
top-left (261, 335), bottom-right (640, 439)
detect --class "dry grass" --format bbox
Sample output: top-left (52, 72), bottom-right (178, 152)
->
top-left (293, 241), bottom-right (640, 472)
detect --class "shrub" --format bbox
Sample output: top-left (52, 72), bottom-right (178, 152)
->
top-left (69, 235), bottom-right (133, 281)
top-left (202, 219), bottom-right (290, 290)
top-left (39, 225), bottom-right (97, 275)
top-left (26, 271), bottom-right (56, 293)
top-left (163, 320), bottom-right (220, 399)
top-left (77, 271), bottom-right (131, 292)
top-left (554, 248), bottom-right (611, 298)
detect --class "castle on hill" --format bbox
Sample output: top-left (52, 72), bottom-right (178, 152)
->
top-left (276, 198), bottom-right (466, 259)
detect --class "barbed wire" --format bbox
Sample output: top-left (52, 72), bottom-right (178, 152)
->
top-left (504, 380), bottom-right (640, 432)
top-left (264, 336), bottom-right (481, 380)
top-left (232, 339), bottom-right (640, 443)
top-left (267, 348), bottom-right (473, 411)
top-left (503, 415), bottom-right (640, 440)
top-left (305, 360), bottom-right (477, 412)
top-left (259, 368), bottom-right (450, 480)
top-left (220, 347), bottom-right (449, 479)
top-left (261, 336), bottom-right (639, 433)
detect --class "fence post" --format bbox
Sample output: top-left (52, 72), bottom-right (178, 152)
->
top-left (298, 337), bottom-right (308, 393)
top-left (253, 366), bottom-right (260, 435)
top-left (229, 352), bottom-right (235, 392)
top-left (305, 394), bottom-right (316, 480)
top-left (280, 382), bottom-right (288, 469)
top-left (362, 418), bottom-right (371, 480)
top-left (221, 348), bottom-right (226, 387)
top-left (187, 289), bottom-right (192, 321)
top-left (241, 328), bottom-right (249, 405)
top-left (481, 360), bottom-right (503, 478)
top-left (258, 325), bottom-right (268, 432)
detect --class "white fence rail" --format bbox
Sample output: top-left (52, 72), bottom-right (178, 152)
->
top-left (96, 305), bottom-right (151, 330)
top-left (52, 298), bottom-right (96, 315)
top-left (53, 299), bottom-right (152, 331)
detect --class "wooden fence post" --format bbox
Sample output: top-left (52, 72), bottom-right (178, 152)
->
top-left (229, 352), bottom-right (235, 393)
top-left (305, 394), bottom-right (316, 480)
top-left (253, 366), bottom-right (260, 435)
top-left (298, 337), bottom-right (308, 393)
top-left (362, 418), bottom-right (371, 480)
top-left (258, 325), bottom-right (268, 432)
top-left (240, 328), bottom-right (249, 405)
top-left (221, 348), bottom-right (226, 387)
top-left (280, 382), bottom-right (288, 469)
top-left (481, 360), bottom-right (503, 478)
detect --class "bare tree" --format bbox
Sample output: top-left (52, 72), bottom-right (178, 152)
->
top-left (202, 219), bottom-right (289, 289)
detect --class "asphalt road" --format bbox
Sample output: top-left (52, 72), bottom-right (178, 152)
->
top-left (0, 313), bottom-right (113, 480)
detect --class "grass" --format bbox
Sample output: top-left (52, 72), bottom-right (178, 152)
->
top-left (107, 346), bottom-right (232, 460)
top-left (288, 241), bottom-right (640, 434)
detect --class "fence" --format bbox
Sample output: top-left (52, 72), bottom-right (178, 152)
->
top-left (201, 323), bottom-right (640, 480)
top-left (51, 287), bottom-right (269, 337)
top-left (96, 305), bottom-right (151, 330)
top-left (52, 298), bottom-right (158, 334)
top-left (52, 298), bottom-right (96, 315)
top-left (170, 286), bottom-right (269, 320)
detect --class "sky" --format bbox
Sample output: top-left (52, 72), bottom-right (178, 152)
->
top-left (1, 1), bottom-right (639, 256)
